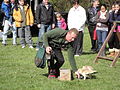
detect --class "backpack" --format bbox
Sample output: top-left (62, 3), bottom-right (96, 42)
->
top-left (34, 47), bottom-right (46, 69)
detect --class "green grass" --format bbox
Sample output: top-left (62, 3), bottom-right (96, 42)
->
top-left (0, 28), bottom-right (120, 90)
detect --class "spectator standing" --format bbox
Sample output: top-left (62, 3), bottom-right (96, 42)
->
top-left (107, 4), bottom-right (115, 56)
top-left (109, 4), bottom-right (115, 13)
top-left (108, 2), bottom-right (120, 56)
top-left (55, 12), bottom-right (67, 30)
top-left (13, 0), bottom-right (34, 48)
top-left (108, 4), bottom-right (115, 33)
top-left (95, 4), bottom-right (109, 56)
top-left (1, 0), bottom-right (17, 46)
top-left (87, 0), bottom-right (100, 52)
top-left (68, 0), bottom-right (86, 56)
top-left (35, 0), bottom-right (56, 50)
top-left (10, 0), bottom-right (17, 45)
top-left (0, 3), bottom-right (4, 31)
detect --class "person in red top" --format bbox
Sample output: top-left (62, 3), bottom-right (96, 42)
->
top-left (56, 12), bottom-right (67, 30)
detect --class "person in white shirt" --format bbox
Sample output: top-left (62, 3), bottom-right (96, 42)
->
top-left (68, 0), bottom-right (86, 56)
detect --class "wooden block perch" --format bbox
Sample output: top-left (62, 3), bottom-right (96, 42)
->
top-left (58, 69), bottom-right (72, 81)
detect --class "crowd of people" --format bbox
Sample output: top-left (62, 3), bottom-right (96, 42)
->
top-left (87, 0), bottom-right (120, 56)
top-left (0, 0), bottom-right (120, 78)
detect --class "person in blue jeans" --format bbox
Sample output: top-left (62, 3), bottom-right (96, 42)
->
top-left (1, 0), bottom-right (17, 46)
top-left (35, 0), bottom-right (56, 50)
top-left (37, 24), bottom-right (52, 48)
top-left (95, 4), bottom-right (109, 56)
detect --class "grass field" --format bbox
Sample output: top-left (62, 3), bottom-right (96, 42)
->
top-left (0, 28), bottom-right (120, 90)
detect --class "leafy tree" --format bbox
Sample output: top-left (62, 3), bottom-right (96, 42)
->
top-left (49, 0), bottom-right (72, 12)
top-left (49, 0), bottom-right (118, 12)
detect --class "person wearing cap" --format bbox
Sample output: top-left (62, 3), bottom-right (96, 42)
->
top-left (87, 0), bottom-right (100, 52)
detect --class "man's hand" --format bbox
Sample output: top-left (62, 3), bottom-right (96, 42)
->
top-left (75, 71), bottom-right (81, 79)
top-left (30, 24), bottom-right (33, 27)
top-left (46, 46), bottom-right (52, 54)
top-left (52, 24), bottom-right (55, 29)
top-left (37, 24), bottom-right (41, 28)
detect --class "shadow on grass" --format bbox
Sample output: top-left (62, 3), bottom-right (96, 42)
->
top-left (91, 75), bottom-right (97, 79)
top-left (82, 51), bottom-right (98, 55)
top-left (42, 73), bottom-right (49, 77)
top-left (79, 75), bottom-right (97, 80)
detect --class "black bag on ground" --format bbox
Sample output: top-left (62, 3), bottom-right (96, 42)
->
top-left (34, 47), bottom-right (46, 68)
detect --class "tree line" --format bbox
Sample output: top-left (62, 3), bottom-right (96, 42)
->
top-left (49, 0), bottom-right (119, 12)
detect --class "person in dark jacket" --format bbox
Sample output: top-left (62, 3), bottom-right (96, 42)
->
top-left (108, 4), bottom-right (115, 32)
top-left (35, 0), bottom-right (56, 50)
top-left (87, 0), bottom-right (100, 52)
top-left (40, 28), bottom-right (79, 78)
top-left (108, 2), bottom-right (120, 56)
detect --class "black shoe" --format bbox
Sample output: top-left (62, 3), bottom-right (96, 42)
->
top-left (95, 49), bottom-right (99, 53)
top-left (91, 48), bottom-right (96, 51)
top-left (55, 69), bottom-right (60, 77)
top-left (91, 48), bottom-right (97, 53)
top-left (2, 44), bottom-right (6, 46)
top-left (48, 69), bottom-right (57, 78)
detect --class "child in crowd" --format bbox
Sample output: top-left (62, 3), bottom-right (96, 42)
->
top-left (108, 4), bottom-right (115, 32)
top-left (1, 0), bottom-right (17, 46)
top-left (109, 4), bottom-right (115, 13)
top-left (108, 2), bottom-right (120, 56)
top-left (13, 0), bottom-right (34, 48)
top-left (56, 13), bottom-right (67, 30)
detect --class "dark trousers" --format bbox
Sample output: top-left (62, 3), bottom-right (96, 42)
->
top-left (48, 48), bottom-right (64, 71)
top-left (108, 32), bottom-right (120, 49)
top-left (73, 31), bottom-right (83, 55)
top-left (88, 25), bottom-right (97, 50)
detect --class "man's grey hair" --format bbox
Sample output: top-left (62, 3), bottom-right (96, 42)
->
top-left (69, 28), bottom-right (79, 35)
